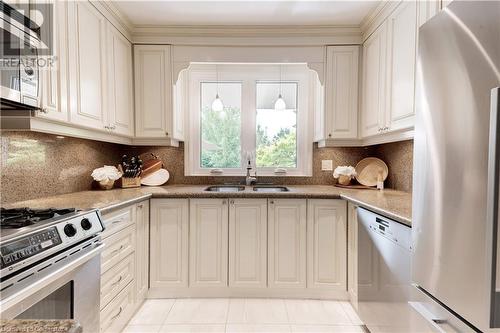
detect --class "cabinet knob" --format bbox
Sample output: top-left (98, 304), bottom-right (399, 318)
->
top-left (328, 133), bottom-right (332, 138)
top-left (269, 200), bottom-right (274, 204)
top-left (39, 107), bottom-right (48, 114)
top-left (110, 125), bottom-right (116, 130)
top-left (223, 200), bottom-right (227, 205)
top-left (104, 125), bottom-right (109, 130)
top-left (165, 131), bottom-right (169, 136)
top-left (137, 204), bottom-right (143, 209)
top-left (230, 200), bottom-right (234, 205)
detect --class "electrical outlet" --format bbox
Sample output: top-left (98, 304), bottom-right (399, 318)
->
top-left (321, 160), bottom-right (333, 171)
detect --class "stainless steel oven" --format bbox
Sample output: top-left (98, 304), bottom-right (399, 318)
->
top-left (0, 1), bottom-right (41, 110)
top-left (0, 208), bottom-right (105, 332)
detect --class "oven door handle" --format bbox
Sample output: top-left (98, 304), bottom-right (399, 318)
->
top-left (0, 242), bottom-right (105, 313)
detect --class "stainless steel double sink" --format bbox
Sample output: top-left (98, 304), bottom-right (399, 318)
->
top-left (204, 185), bottom-right (289, 192)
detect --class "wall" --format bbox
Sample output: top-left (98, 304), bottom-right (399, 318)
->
top-left (125, 140), bottom-right (414, 191)
top-left (0, 132), bottom-right (414, 204)
top-left (371, 140), bottom-right (414, 192)
top-left (1, 132), bottom-right (124, 204)
top-left (124, 143), bottom-right (374, 186)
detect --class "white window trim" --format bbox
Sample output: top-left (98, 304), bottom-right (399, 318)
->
top-left (185, 64), bottom-right (313, 177)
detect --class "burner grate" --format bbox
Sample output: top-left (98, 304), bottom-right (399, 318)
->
top-left (0, 208), bottom-right (77, 229)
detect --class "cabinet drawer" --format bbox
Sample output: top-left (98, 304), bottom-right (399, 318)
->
top-left (101, 225), bottom-right (135, 273)
top-left (101, 253), bottom-right (135, 310)
top-left (101, 206), bottom-right (135, 239)
top-left (100, 281), bottom-right (135, 333)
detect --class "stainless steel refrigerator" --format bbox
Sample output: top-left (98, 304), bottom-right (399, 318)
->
top-left (412, 1), bottom-right (500, 332)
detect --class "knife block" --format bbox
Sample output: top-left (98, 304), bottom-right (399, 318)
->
top-left (118, 177), bottom-right (141, 188)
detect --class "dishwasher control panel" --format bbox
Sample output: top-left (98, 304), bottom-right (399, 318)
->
top-left (358, 207), bottom-right (411, 251)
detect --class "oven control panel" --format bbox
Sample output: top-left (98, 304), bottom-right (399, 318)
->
top-left (0, 227), bottom-right (62, 269)
top-left (0, 210), bottom-right (104, 274)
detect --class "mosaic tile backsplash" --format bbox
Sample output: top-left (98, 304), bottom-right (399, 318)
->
top-left (1, 131), bottom-right (413, 204)
top-left (1, 132), bottom-right (124, 204)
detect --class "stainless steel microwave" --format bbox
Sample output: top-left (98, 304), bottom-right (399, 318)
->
top-left (0, 1), bottom-right (41, 110)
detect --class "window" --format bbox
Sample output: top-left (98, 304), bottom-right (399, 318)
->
top-left (256, 82), bottom-right (298, 169)
top-left (200, 82), bottom-right (242, 169)
top-left (187, 64), bottom-right (314, 176)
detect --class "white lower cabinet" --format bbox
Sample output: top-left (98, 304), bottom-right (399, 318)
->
top-left (268, 199), bottom-right (307, 289)
top-left (99, 202), bottom-right (146, 333)
top-left (189, 199), bottom-right (229, 288)
top-left (347, 202), bottom-right (359, 305)
top-left (135, 201), bottom-right (150, 302)
top-left (307, 200), bottom-right (347, 291)
top-left (228, 199), bottom-right (267, 288)
top-left (147, 197), bottom-right (350, 298)
top-left (150, 199), bottom-right (189, 288)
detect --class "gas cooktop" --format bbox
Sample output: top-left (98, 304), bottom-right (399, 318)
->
top-left (0, 207), bottom-right (77, 229)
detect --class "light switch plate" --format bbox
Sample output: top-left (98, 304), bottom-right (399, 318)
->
top-left (321, 160), bottom-right (333, 171)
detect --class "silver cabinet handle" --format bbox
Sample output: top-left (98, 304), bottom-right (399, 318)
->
top-left (110, 245), bottom-right (124, 256)
top-left (111, 218), bottom-right (125, 224)
top-left (111, 306), bottom-right (123, 320)
top-left (111, 275), bottom-right (123, 287)
top-left (104, 125), bottom-right (109, 130)
top-left (110, 125), bottom-right (116, 130)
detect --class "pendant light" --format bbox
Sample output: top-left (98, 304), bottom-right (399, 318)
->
top-left (274, 65), bottom-right (286, 111)
top-left (212, 64), bottom-right (224, 112)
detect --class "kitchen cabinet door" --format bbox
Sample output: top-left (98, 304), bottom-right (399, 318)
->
top-left (135, 200), bottom-right (150, 301)
top-left (36, 0), bottom-right (69, 123)
top-left (268, 199), bottom-right (307, 289)
top-left (385, 0), bottom-right (418, 132)
top-left (67, 0), bottom-right (108, 130)
top-left (150, 199), bottom-right (189, 288)
top-left (229, 199), bottom-right (267, 288)
top-left (417, 0), bottom-right (441, 27)
top-left (307, 199), bottom-right (347, 291)
top-left (189, 199), bottom-right (229, 288)
top-left (347, 202), bottom-right (358, 306)
top-left (361, 22), bottom-right (387, 138)
top-left (324, 46), bottom-right (359, 140)
top-left (134, 45), bottom-right (173, 138)
top-left (106, 23), bottom-right (133, 137)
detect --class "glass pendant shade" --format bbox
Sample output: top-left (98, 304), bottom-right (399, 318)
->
top-left (274, 94), bottom-right (286, 111)
top-left (212, 94), bottom-right (224, 112)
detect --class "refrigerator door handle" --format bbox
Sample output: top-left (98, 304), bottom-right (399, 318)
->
top-left (488, 87), bottom-right (500, 327)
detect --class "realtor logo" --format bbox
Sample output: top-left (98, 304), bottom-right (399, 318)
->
top-left (1, 1), bottom-right (54, 58)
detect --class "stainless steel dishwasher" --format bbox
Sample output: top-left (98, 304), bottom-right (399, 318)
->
top-left (354, 207), bottom-right (435, 332)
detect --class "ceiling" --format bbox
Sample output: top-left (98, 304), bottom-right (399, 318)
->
top-left (112, 1), bottom-right (381, 27)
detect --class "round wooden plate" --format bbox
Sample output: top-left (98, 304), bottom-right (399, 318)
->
top-left (141, 169), bottom-right (170, 186)
top-left (355, 157), bottom-right (388, 187)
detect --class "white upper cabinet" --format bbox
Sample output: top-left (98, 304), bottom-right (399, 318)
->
top-left (106, 23), bottom-right (134, 137)
top-left (417, 0), bottom-right (441, 27)
top-left (67, 0), bottom-right (108, 130)
top-left (134, 45), bottom-right (176, 139)
top-left (385, 1), bottom-right (418, 132)
top-left (37, 0), bottom-right (69, 123)
top-left (361, 22), bottom-right (388, 138)
top-left (361, 0), bottom-right (417, 139)
top-left (322, 46), bottom-right (359, 141)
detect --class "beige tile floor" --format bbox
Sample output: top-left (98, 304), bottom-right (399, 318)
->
top-left (122, 298), bottom-right (365, 333)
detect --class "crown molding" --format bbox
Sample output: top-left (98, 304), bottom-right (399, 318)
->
top-left (90, 0), bottom-right (134, 41)
top-left (132, 25), bottom-right (363, 46)
top-left (360, 0), bottom-right (401, 41)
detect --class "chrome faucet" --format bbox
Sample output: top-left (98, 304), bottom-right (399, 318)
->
top-left (245, 160), bottom-right (257, 186)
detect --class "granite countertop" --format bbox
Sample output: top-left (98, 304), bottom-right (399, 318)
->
top-left (0, 320), bottom-right (82, 333)
top-left (4, 185), bottom-right (412, 226)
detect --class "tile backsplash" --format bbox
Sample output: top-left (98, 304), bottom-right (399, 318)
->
top-left (1, 131), bottom-right (414, 204)
top-left (1, 132), bottom-right (124, 204)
